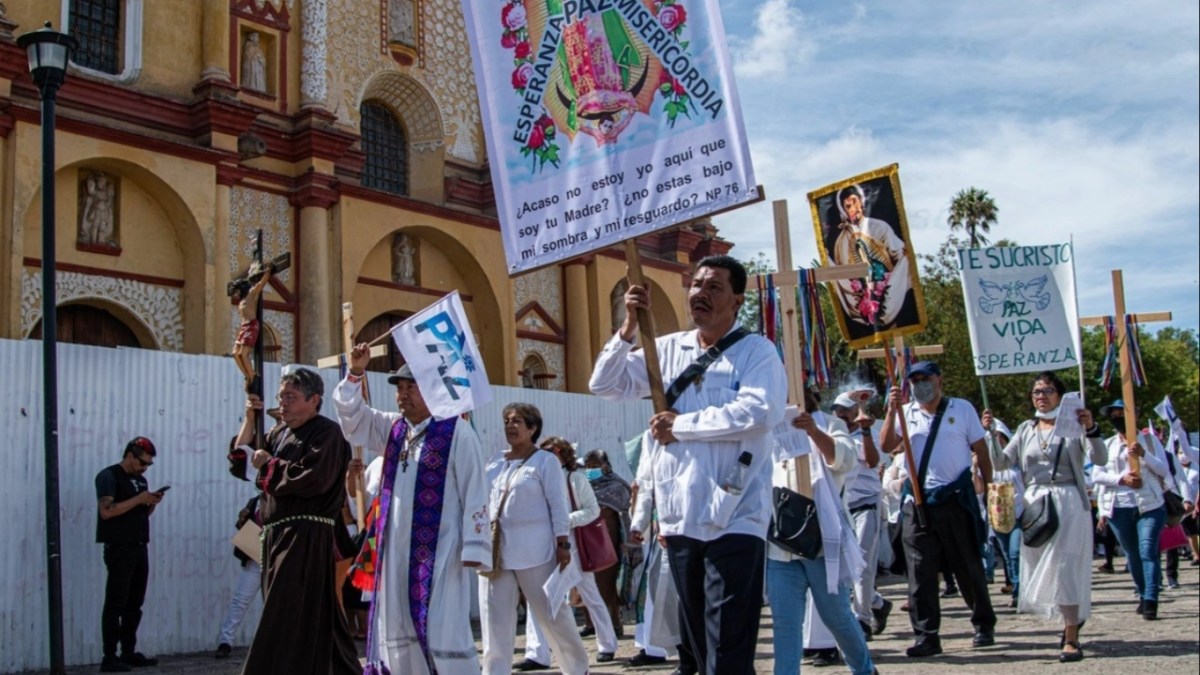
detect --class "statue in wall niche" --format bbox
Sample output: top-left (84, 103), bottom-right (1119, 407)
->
top-left (241, 31), bottom-right (268, 92)
top-left (389, 0), bottom-right (417, 46)
top-left (79, 171), bottom-right (117, 247)
top-left (391, 233), bottom-right (416, 285)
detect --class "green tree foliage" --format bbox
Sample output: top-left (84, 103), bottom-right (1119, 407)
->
top-left (948, 187), bottom-right (999, 248)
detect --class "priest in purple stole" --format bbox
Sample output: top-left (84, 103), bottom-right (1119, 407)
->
top-left (334, 344), bottom-right (491, 675)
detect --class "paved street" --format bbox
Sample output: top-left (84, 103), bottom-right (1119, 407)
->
top-left (21, 560), bottom-right (1199, 674)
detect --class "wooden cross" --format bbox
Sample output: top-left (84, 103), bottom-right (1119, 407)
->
top-left (748, 200), bottom-right (868, 498)
top-left (1079, 270), bottom-right (1172, 474)
top-left (316, 302), bottom-right (387, 530)
top-left (226, 230), bottom-right (291, 449)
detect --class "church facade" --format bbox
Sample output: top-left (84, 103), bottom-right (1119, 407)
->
top-left (0, 0), bottom-right (730, 392)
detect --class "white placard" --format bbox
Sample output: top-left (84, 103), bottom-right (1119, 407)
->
top-left (461, 0), bottom-right (758, 273)
top-left (958, 243), bottom-right (1081, 375)
top-left (542, 560), bottom-right (583, 620)
top-left (772, 405), bottom-right (813, 460)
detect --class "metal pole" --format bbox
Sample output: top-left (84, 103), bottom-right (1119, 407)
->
top-left (40, 86), bottom-right (67, 675)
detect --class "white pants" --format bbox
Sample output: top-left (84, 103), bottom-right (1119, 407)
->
top-left (482, 560), bottom-right (590, 675)
top-left (803, 590), bottom-right (835, 649)
top-left (850, 506), bottom-right (886, 624)
top-left (217, 561), bottom-right (261, 645)
top-left (526, 556), bottom-right (617, 662)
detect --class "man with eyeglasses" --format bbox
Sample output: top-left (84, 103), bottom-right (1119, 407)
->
top-left (95, 437), bottom-right (165, 672)
top-left (241, 367), bottom-right (362, 675)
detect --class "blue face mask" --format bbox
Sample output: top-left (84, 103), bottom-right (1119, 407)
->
top-left (585, 468), bottom-right (603, 481)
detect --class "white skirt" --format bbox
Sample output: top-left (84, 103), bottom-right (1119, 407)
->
top-left (1018, 484), bottom-right (1093, 623)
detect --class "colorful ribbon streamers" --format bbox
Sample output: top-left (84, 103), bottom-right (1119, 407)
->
top-left (1125, 315), bottom-right (1147, 387)
top-left (797, 269), bottom-right (833, 390)
top-left (1099, 316), bottom-right (1118, 389)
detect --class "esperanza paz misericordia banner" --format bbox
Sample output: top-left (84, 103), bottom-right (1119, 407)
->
top-left (462, 0), bottom-right (758, 274)
top-left (957, 243), bottom-right (1081, 376)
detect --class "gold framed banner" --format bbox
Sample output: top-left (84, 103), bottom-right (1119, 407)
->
top-left (807, 163), bottom-right (927, 348)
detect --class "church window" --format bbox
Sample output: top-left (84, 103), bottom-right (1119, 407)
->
top-left (361, 101), bottom-right (409, 196)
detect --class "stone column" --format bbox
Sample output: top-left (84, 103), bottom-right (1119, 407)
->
top-left (200, 0), bottom-right (232, 82)
top-left (297, 203), bottom-right (335, 363)
top-left (564, 259), bottom-right (592, 393)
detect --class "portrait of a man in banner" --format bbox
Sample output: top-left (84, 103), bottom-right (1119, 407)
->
top-left (808, 164), bottom-right (927, 348)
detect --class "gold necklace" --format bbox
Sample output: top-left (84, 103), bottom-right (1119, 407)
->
top-left (1034, 423), bottom-right (1052, 451)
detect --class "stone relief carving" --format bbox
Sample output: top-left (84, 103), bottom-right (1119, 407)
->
top-left (514, 266), bottom-right (562, 325)
top-left (241, 31), bottom-right (269, 92)
top-left (229, 187), bottom-right (293, 284)
top-left (391, 232), bottom-right (417, 285)
top-left (22, 269), bottom-right (183, 351)
top-left (300, 0), bottom-right (328, 106)
top-left (78, 171), bottom-right (118, 247)
top-left (444, 101), bottom-right (479, 163)
top-left (388, 0), bottom-right (416, 46)
top-left (326, 0), bottom-right (481, 160)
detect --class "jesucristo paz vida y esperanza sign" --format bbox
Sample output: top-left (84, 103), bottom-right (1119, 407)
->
top-left (957, 243), bottom-right (1081, 376)
top-left (462, 0), bottom-right (758, 274)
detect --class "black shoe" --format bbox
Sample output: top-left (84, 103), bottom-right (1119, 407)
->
top-left (872, 598), bottom-right (894, 635)
top-left (1009, 597), bottom-right (1018, 608)
top-left (859, 620), bottom-right (874, 641)
top-left (513, 658), bottom-right (550, 671)
top-left (628, 650), bottom-right (667, 667)
top-left (973, 630), bottom-right (996, 648)
top-left (1059, 641), bottom-right (1084, 662)
top-left (906, 639), bottom-right (943, 658)
top-left (1098, 563), bottom-right (1115, 574)
top-left (941, 585), bottom-right (959, 598)
top-left (579, 625), bottom-right (596, 637)
top-left (1143, 600), bottom-right (1158, 620)
top-left (670, 668), bottom-right (699, 675)
top-left (811, 649), bottom-right (840, 667)
top-left (99, 657), bottom-right (132, 673)
top-left (597, 652), bottom-right (615, 662)
top-left (119, 653), bottom-right (158, 668)
top-left (1136, 600), bottom-right (1144, 615)
top-left (214, 643), bottom-right (232, 659)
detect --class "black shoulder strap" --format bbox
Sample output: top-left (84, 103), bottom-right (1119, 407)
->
top-left (1049, 438), bottom-right (1066, 481)
top-left (664, 327), bottom-right (750, 409)
top-left (915, 397), bottom-right (951, 490)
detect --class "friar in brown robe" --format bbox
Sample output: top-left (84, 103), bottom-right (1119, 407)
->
top-left (241, 367), bottom-right (362, 675)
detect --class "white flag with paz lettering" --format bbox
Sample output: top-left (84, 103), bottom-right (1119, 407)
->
top-left (389, 291), bottom-right (492, 419)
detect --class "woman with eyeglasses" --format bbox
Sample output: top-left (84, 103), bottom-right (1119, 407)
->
top-left (984, 371), bottom-right (1105, 663)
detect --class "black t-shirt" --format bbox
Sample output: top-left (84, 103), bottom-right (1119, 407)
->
top-left (95, 464), bottom-right (151, 544)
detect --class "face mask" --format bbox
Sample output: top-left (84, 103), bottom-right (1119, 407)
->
top-left (585, 468), bottom-right (603, 481)
top-left (911, 380), bottom-right (936, 404)
top-left (1035, 406), bottom-right (1059, 420)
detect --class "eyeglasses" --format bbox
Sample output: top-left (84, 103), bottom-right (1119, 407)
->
top-left (276, 392), bottom-right (306, 404)
top-left (134, 453), bottom-right (154, 468)
top-left (1031, 388), bottom-right (1057, 397)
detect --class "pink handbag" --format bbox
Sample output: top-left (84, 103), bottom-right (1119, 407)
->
top-left (567, 477), bottom-right (618, 573)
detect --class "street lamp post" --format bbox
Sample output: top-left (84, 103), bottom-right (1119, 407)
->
top-left (17, 21), bottom-right (77, 675)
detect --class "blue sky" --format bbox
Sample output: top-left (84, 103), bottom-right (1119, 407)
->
top-left (712, 0), bottom-right (1200, 332)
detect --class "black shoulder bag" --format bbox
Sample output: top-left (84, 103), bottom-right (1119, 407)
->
top-left (1020, 436), bottom-right (1065, 548)
top-left (663, 327), bottom-right (749, 408)
top-left (769, 459), bottom-right (824, 559)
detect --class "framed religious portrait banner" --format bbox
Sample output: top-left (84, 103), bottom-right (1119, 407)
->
top-left (462, 0), bottom-right (759, 274)
top-left (807, 164), bottom-right (927, 348)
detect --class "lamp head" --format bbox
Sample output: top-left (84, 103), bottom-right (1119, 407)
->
top-left (16, 22), bottom-right (78, 96)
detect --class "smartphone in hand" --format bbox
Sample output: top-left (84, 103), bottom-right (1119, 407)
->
top-left (156, 485), bottom-right (171, 494)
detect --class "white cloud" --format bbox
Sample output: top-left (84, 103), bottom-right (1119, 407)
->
top-left (733, 0), bottom-right (815, 79)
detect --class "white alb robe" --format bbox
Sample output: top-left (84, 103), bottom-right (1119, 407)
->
top-left (334, 377), bottom-right (491, 675)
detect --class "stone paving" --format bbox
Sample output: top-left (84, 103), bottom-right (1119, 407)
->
top-left (22, 559), bottom-right (1199, 674)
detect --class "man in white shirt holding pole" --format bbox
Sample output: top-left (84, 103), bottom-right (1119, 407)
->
top-left (590, 255), bottom-right (787, 675)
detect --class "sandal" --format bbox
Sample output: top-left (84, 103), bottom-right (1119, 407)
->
top-left (1059, 641), bottom-right (1084, 663)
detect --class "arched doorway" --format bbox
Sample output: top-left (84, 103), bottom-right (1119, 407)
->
top-left (357, 311), bottom-right (412, 373)
top-left (28, 303), bottom-right (148, 349)
top-left (519, 352), bottom-right (556, 390)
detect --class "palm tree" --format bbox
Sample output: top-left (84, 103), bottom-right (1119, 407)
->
top-left (947, 187), bottom-right (999, 248)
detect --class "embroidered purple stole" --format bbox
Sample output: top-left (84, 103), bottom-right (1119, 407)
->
top-left (363, 416), bottom-right (457, 675)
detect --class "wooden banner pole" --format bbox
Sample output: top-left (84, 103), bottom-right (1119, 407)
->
top-left (623, 240), bottom-right (669, 413)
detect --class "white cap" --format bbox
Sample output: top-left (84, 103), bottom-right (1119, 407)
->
top-left (832, 392), bottom-right (859, 410)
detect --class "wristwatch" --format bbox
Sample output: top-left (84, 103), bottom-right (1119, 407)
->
top-left (557, 540), bottom-right (572, 550)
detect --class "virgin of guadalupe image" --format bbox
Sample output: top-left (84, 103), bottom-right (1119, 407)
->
top-left (829, 184), bottom-right (916, 334)
top-left (527, 6), bottom-right (664, 145)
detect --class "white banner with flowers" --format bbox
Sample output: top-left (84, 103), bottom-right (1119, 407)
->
top-left (462, 0), bottom-right (758, 274)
